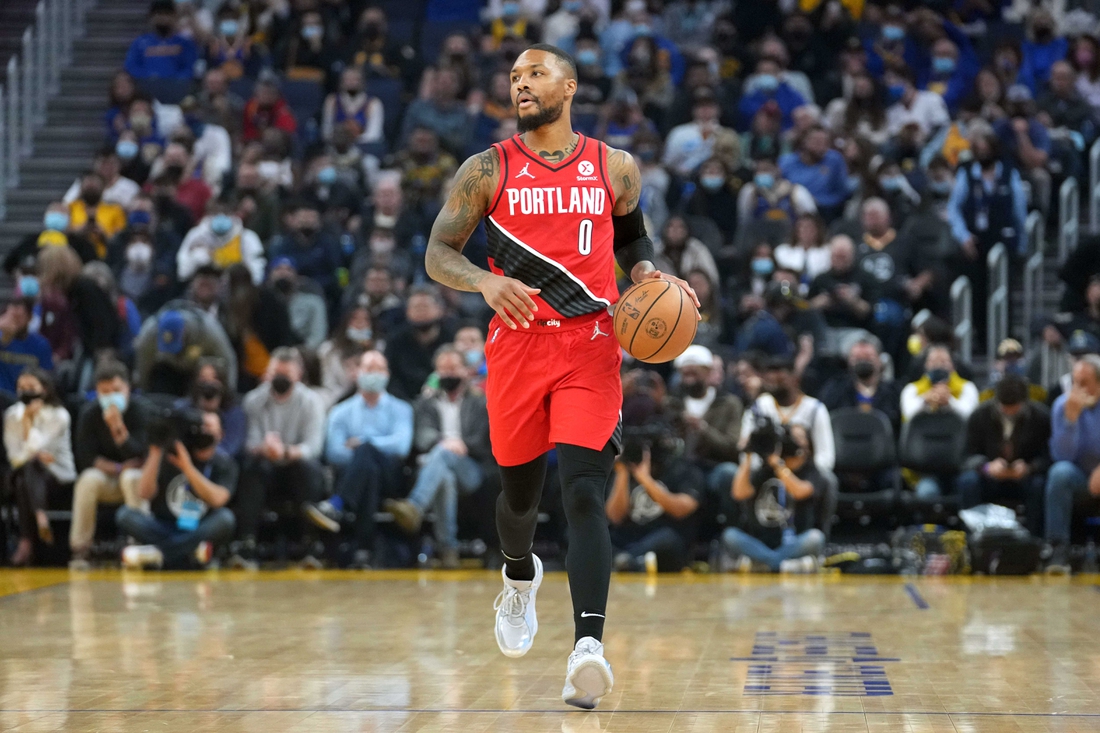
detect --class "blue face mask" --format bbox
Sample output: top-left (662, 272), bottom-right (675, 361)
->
top-left (116, 139), bottom-right (139, 160)
top-left (564, 0), bottom-right (583, 11)
top-left (929, 179), bottom-right (953, 196)
top-left (752, 258), bottom-right (775, 276)
top-left (464, 348), bottom-right (483, 367)
top-left (301, 25), bottom-right (323, 40)
top-left (700, 174), bottom-right (725, 191)
top-left (754, 172), bottom-right (775, 189)
top-left (846, 173), bottom-right (862, 193)
top-left (43, 211), bottom-right (69, 231)
top-left (210, 214), bottom-right (233, 236)
top-left (357, 372), bottom-right (389, 393)
top-left (756, 74), bottom-right (779, 92)
top-left (346, 326), bottom-right (372, 343)
top-left (317, 166), bottom-right (338, 185)
top-left (633, 23), bottom-right (652, 36)
top-left (1004, 361), bottom-right (1026, 376)
top-left (18, 275), bottom-right (39, 298)
top-left (98, 392), bottom-right (128, 414)
top-left (219, 19), bottom-right (239, 36)
top-left (882, 25), bottom-right (905, 42)
top-left (887, 83), bottom-right (906, 103)
top-left (128, 210), bottom-right (152, 227)
top-left (932, 56), bottom-right (956, 75)
top-left (880, 175), bottom-right (903, 192)
top-left (502, 1), bottom-right (520, 17)
top-left (577, 49), bottom-right (599, 67)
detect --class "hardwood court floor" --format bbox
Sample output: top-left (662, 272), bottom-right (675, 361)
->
top-left (1, 570), bottom-right (1099, 733)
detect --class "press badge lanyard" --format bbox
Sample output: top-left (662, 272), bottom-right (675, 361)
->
top-left (177, 462), bottom-right (214, 531)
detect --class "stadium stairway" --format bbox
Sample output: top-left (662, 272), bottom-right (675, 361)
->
top-left (0, 0), bottom-right (149, 256)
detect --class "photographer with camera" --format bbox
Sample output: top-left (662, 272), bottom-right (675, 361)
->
top-left (116, 411), bottom-right (236, 569)
top-left (606, 396), bottom-right (703, 573)
top-left (722, 423), bottom-right (825, 572)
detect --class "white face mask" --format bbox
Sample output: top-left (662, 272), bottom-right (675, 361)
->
top-left (370, 236), bottom-right (395, 254)
top-left (257, 160), bottom-right (282, 181)
top-left (127, 242), bottom-right (153, 268)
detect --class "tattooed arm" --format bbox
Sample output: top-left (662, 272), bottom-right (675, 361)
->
top-left (426, 147), bottom-right (542, 330)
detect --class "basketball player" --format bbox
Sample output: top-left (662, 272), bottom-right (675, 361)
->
top-left (425, 44), bottom-right (699, 709)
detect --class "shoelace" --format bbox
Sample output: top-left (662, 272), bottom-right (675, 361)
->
top-left (570, 641), bottom-right (602, 664)
top-left (493, 586), bottom-right (531, 627)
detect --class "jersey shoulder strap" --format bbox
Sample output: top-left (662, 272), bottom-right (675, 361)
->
top-left (486, 142), bottom-right (510, 216)
top-left (595, 139), bottom-right (616, 209)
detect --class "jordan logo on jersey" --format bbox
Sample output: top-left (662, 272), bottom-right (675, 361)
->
top-left (515, 162), bottom-right (535, 180)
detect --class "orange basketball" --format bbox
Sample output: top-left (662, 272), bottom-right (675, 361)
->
top-left (613, 279), bottom-right (698, 363)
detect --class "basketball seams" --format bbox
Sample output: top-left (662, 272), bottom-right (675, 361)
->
top-left (625, 280), bottom-right (673, 359)
top-left (651, 285), bottom-right (687, 362)
top-left (652, 287), bottom-right (697, 362)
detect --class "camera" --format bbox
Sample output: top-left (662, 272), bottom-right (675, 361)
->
top-left (745, 413), bottom-right (800, 458)
top-left (147, 403), bottom-right (215, 453)
top-left (620, 422), bottom-right (679, 465)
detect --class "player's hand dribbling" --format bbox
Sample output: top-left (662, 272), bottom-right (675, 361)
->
top-left (478, 274), bottom-right (541, 330)
top-left (640, 269), bottom-right (702, 320)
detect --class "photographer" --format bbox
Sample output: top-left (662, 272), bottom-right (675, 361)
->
top-left (606, 403), bottom-right (703, 573)
top-left (722, 424), bottom-right (825, 572)
top-left (117, 411), bottom-right (236, 569)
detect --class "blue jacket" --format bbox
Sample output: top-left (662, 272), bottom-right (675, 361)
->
top-left (779, 149), bottom-right (849, 209)
top-left (325, 391), bottom-right (413, 467)
top-left (124, 33), bottom-right (199, 80)
top-left (1050, 395), bottom-right (1100, 476)
top-left (738, 84), bottom-right (807, 132)
top-left (864, 21), bottom-right (978, 89)
top-left (1020, 37), bottom-right (1069, 93)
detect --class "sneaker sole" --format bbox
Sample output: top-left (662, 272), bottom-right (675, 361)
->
top-left (564, 658), bottom-right (613, 710)
top-left (304, 505), bottom-right (340, 533)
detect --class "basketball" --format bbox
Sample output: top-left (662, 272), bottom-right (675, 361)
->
top-left (613, 279), bottom-right (698, 363)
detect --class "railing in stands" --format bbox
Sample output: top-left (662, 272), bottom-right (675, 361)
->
top-left (951, 275), bottom-right (972, 364)
top-left (986, 242), bottom-right (1008, 358)
top-left (1040, 342), bottom-right (1070, 390)
top-left (1059, 176), bottom-right (1079, 264)
top-left (0, 0), bottom-right (90, 220)
top-left (1091, 139), bottom-right (1100, 234)
top-left (1022, 211), bottom-right (1044, 352)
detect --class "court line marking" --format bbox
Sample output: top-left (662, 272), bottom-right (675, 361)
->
top-left (904, 582), bottom-right (929, 609)
top-left (2, 709), bottom-right (1100, 717)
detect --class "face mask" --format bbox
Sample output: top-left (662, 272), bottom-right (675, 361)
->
top-left (564, 0), bottom-right (583, 10)
top-left (273, 277), bottom-right (294, 294)
top-left (98, 392), bottom-right (128, 413)
top-left (932, 57), bottom-right (956, 75)
top-left (357, 372), bottom-right (388, 393)
top-left (463, 348), bottom-right (482, 367)
top-left (154, 21), bottom-right (174, 36)
top-left (770, 385), bottom-right (792, 403)
top-left (683, 380), bottom-right (708, 398)
top-left (887, 84), bottom-right (906, 103)
top-left (219, 19), bottom-right (239, 36)
top-left (210, 214), bottom-right (233, 236)
top-left (270, 374), bottom-right (293, 395)
top-left (164, 164), bottom-right (185, 180)
top-left (116, 139), bottom-right (139, 160)
top-left (998, 57), bottom-right (1015, 72)
top-left (577, 49), bottom-right (599, 67)
top-left (197, 381), bottom-right (222, 400)
top-left (633, 23), bottom-right (652, 36)
top-left (882, 25), bottom-right (905, 42)
top-left (438, 375), bottom-right (463, 393)
top-left (929, 179), bottom-right (953, 196)
top-left (346, 326), bottom-right (372, 343)
top-left (927, 367), bottom-right (950, 384)
top-left (1077, 49), bottom-right (1095, 68)
top-left (130, 112), bottom-right (152, 129)
top-left (700, 174), bottom-right (725, 191)
top-left (362, 23), bottom-right (381, 39)
top-left (82, 191), bottom-right (103, 207)
top-left (502, 1), bottom-right (520, 17)
top-left (44, 211), bottom-right (69, 231)
top-left (128, 210), bottom-right (152, 228)
top-left (317, 166), bottom-right (337, 185)
top-left (18, 275), bottom-right (39, 298)
top-left (1004, 361), bottom-right (1026, 376)
top-left (127, 242), bottom-right (153, 267)
top-left (756, 74), bottom-right (779, 92)
top-left (880, 175), bottom-right (903, 192)
top-left (18, 391), bottom-right (43, 405)
top-left (754, 172), bottom-right (775, 189)
top-left (257, 160), bottom-right (281, 180)
top-left (846, 173), bottom-right (862, 193)
top-left (852, 360), bottom-right (876, 381)
top-left (751, 258), bottom-right (774, 276)
top-left (301, 25), bottom-right (323, 40)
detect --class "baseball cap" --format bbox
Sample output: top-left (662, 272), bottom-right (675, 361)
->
top-left (269, 256), bottom-right (296, 272)
top-left (1068, 330), bottom-right (1100, 356)
top-left (997, 338), bottom-right (1024, 359)
top-left (157, 310), bottom-right (186, 355)
top-left (674, 344), bottom-right (713, 370)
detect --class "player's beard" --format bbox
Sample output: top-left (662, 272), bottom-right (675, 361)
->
top-left (516, 97), bottom-right (564, 132)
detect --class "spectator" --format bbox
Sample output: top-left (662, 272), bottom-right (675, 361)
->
top-left (683, 157), bottom-right (738, 246)
top-left (993, 87), bottom-right (1052, 216)
top-left (984, 338), bottom-right (1048, 404)
top-left (115, 129), bottom-right (151, 186)
top-left (123, 0), bottom-right (199, 80)
top-left (221, 264), bottom-right (297, 392)
top-left (233, 348), bottom-right (327, 568)
top-left (70, 360), bottom-right (149, 569)
top-left (134, 299), bottom-right (237, 395)
top-left (36, 245), bottom-right (121, 370)
top-left (274, 9), bottom-right (341, 86)
top-left (179, 358), bottom-right (245, 458)
top-left (268, 258), bottom-right (327, 349)
top-left (738, 57), bottom-right (808, 132)
top-left (347, 6), bottom-right (421, 88)
top-left (653, 215), bottom-right (719, 285)
top-left (63, 148), bottom-right (141, 209)
top-left (779, 126), bottom-right (849, 221)
top-left (1044, 355), bottom-right (1100, 574)
top-left (824, 71), bottom-right (890, 146)
top-left (384, 346), bottom-right (491, 568)
top-left (454, 325), bottom-right (487, 388)
top-left (124, 97), bottom-right (166, 162)
top-left (775, 214), bottom-right (830, 282)
top-left (4, 369), bottom-right (73, 566)
top-left (317, 305), bottom-right (373, 409)
top-left (393, 126), bottom-right (459, 209)
top-left (821, 336), bottom-right (902, 434)
top-left (808, 235), bottom-right (875, 332)
top-left (1072, 35), bottom-right (1100, 115)
top-left (204, 5), bottom-right (266, 81)
top-left (82, 261), bottom-right (142, 358)
top-left (175, 96), bottom-right (233, 196)
top-left (400, 67), bottom-right (472, 158)
top-left (736, 281), bottom-right (825, 378)
top-left (663, 88), bottom-right (738, 178)
top-left (305, 351), bottom-right (413, 567)
top-left (3, 202), bottom-right (98, 275)
top-left (925, 38), bottom-right (973, 115)
top-left (736, 153), bottom-right (817, 241)
top-left (852, 198), bottom-right (923, 355)
top-left (267, 200), bottom-right (343, 300)
top-left (884, 65), bottom-right (950, 140)
top-left (68, 172), bottom-right (128, 260)
top-left (197, 68), bottom-right (245, 138)
top-left (0, 298), bottom-right (53, 394)
top-left (957, 374), bottom-right (1050, 536)
top-left (176, 198), bottom-right (266, 284)
top-left (242, 72), bottom-right (298, 143)
top-left (105, 70), bottom-right (137, 139)
top-left (1021, 9), bottom-right (1068, 93)
top-left (1038, 61), bottom-right (1097, 145)
top-left (230, 163), bottom-right (280, 243)
top-left (385, 288), bottom-right (456, 401)
top-left (153, 143), bottom-right (213, 224)
top-left (687, 269), bottom-right (731, 352)
top-left (150, 173), bottom-right (194, 241)
top-left (598, 88), bottom-right (659, 153)
top-left (345, 265), bottom-right (406, 342)
top-left (322, 67), bottom-right (384, 146)
top-left (722, 423), bottom-right (825, 572)
top-left (118, 411), bottom-right (236, 569)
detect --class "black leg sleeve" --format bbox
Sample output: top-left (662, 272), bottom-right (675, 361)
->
top-left (496, 452), bottom-right (548, 582)
top-left (557, 441), bottom-right (616, 644)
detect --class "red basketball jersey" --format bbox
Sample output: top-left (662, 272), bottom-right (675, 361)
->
top-left (484, 134), bottom-right (618, 322)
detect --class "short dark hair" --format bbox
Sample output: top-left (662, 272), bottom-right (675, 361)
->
top-left (149, 0), bottom-right (175, 15)
top-left (525, 43), bottom-right (577, 80)
top-left (995, 373), bottom-right (1029, 406)
top-left (19, 367), bottom-right (62, 406)
top-left (94, 359), bottom-right (130, 385)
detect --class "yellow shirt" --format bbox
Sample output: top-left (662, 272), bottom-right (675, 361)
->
top-left (68, 200), bottom-right (126, 259)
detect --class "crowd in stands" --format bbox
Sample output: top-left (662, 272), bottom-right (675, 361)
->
top-left (4, 0), bottom-right (1100, 575)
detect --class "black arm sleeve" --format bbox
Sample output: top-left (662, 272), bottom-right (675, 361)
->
top-left (612, 206), bottom-right (654, 276)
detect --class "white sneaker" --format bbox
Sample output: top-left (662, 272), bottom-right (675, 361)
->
top-left (562, 636), bottom-right (614, 710)
top-left (122, 545), bottom-right (164, 570)
top-left (493, 554), bottom-right (543, 658)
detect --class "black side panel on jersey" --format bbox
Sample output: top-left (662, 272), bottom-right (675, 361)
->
top-left (485, 217), bottom-right (609, 318)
